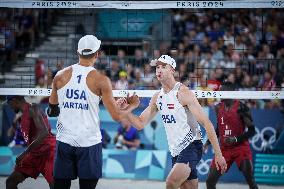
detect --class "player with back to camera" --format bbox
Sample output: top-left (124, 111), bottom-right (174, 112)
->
top-left (118, 55), bottom-right (227, 189)
top-left (48, 35), bottom-right (136, 189)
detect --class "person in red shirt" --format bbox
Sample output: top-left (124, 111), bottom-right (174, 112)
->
top-left (5, 96), bottom-right (55, 189)
top-left (204, 82), bottom-right (258, 189)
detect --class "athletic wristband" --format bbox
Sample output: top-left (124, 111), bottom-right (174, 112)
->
top-left (47, 103), bottom-right (60, 117)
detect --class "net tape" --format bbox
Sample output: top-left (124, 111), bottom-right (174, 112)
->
top-left (0, 88), bottom-right (283, 99)
top-left (0, 0), bottom-right (283, 9)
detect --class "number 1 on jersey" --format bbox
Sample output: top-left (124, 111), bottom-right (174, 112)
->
top-left (221, 117), bottom-right (224, 125)
top-left (77, 75), bottom-right (82, 84)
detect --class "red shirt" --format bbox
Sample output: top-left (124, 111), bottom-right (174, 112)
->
top-left (216, 100), bottom-right (250, 149)
top-left (20, 103), bottom-right (55, 154)
top-left (207, 79), bottom-right (221, 91)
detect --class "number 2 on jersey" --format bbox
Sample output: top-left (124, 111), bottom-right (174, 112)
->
top-left (77, 75), bottom-right (82, 84)
top-left (158, 102), bottom-right (162, 110)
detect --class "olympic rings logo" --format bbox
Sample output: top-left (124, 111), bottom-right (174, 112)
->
top-left (118, 90), bottom-right (128, 97)
top-left (197, 158), bottom-right (212, 175)
top-left (249, 127), bottom-right (276, 151)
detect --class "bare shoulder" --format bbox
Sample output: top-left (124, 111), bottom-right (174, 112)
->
top-left (178, 84), bottom-right (195, 98)
top-left (54, 66), bottom-right (72, 81)
top-left (86, 70), bottom-right (112, 96)
top-left (89, 69), bottom-right (107, 80)
top-left (90, 70), bottom-right (111, 87)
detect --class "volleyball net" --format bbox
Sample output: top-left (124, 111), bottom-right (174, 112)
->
top-left (0, 88), bottom-right (283, 99)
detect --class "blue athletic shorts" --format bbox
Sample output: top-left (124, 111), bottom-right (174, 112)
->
top-left (54, 141), bottom-right (102, 179)
top-left (171, 140), bottom-right (203, 180)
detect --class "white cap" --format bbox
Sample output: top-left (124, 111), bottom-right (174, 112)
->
top-left (77, 35), bottom-right (101, 56)
top-left (150, 55), bottom-right (176, 69)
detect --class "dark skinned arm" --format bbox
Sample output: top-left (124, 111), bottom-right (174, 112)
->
top-left (225, 102), bottom-right (256, 145)
top-left (16, 104), bottom-right (48, 165)
top-left (7, 112), bottom-right (22, 137)
top-left (236, 102), bottom-right (256, 143)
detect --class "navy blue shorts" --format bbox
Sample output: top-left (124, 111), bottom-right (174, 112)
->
top-left (54, 141), bottom-right (102, 179)
top-left (172, 140), bottom-right (203, 180)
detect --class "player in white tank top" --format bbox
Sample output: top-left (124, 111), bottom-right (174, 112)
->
top-left (56, 64), bottom-right (101, 147)
top-left (119, 55), bottom-right (227, 189)
top-left (48, 35), bottom-right (136, 189)
top-left (156, 82), bottom-right (202, 157)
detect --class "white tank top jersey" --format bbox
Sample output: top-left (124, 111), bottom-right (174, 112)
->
top-left (156, 82), bottom-right (202, 157)
top-left (56, 64), bottom-right (101, 147)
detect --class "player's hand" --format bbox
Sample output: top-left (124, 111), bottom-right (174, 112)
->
top-left (7, 127), bottom-right (15, 137)
top-left (214, 154), bottom-right (227, 174)
top-left (116, 98), bottom-right (128, 110)
top-left (224, 136), bottom-right (237, 145)
top-left (126, 93), bottom-right (140, 109)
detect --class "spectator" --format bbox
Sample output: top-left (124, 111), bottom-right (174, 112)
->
top-left (35, 58), bottom-right (45, 84)
top-left (17, 9), bottom-right (35, 50)
top-left (223, 29), bottom-right (234, 46)
top-left (26, 76), bottom-right (48, 104)
top-left (117, 49), bottom-right (127, 69)
top-left (197, 76), bottom-right (215, 106)
top-left (240, 74), bottom-right (256, 91)
top-left (115, 70), bottom-right (128, 90)
top-left (52, 60), bottom-right (64, 78)
top-left (199, 51), bottom-right (217, 76)
top-left (141, 64), bottom-right (155, 85)
top-left (100, 129), bottom-right (110, 149)
top-left (258, 70), bottom-right (276, 90)
top-left (207, 70), bottom-right (221, 91)
top-left (114, 119), bottom-right (140, 150)
top-left (129, 48), bottom-right (148, 68)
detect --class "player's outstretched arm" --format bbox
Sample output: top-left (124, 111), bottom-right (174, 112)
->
top-left (100, 76), bottom-right (134, 122)
top-left (178, 85), bottom-right (227, 173)
top-left (126, 92), bottom-right (159, 130)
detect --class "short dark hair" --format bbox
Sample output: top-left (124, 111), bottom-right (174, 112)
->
top-left (220, 81), bottom-right (236, 91)
top-left (78, 49), bottom-right (98, 59)
top-left (7, 95), bottom-right (25, 102)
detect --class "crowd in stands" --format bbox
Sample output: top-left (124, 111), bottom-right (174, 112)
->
top-left (93, 9), bottom-right (284, 110)
top-left (0, 9), bottom-right (56, 74)
top-left (2, 8), bottom-right (283, 109)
